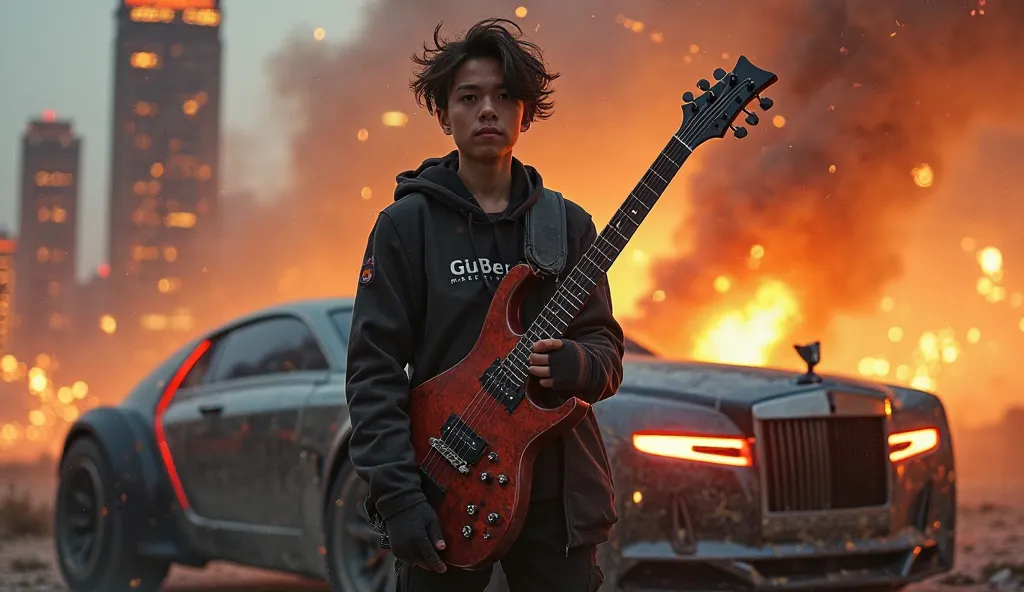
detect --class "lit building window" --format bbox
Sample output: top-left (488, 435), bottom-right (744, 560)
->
top-left (182, 100), bottom-right (199, 116)
top-left (165, 212), bottom-right (197, 228)
top-left (132, 205), bottom-right (161, 227)
top-left (48, 281), bottom-right (61, 298)
top-left (157, 277), bottom-right (182, 293)
top-left (150, 162), bottom-right (164, 178)
top-left (164, 246), bottom-right (178, 261)
top-left (197, 164), bottom-right (212, 181)
top-left (135, 134), bottom-right (152, 149)
top-left (129, 6), bottom-right (174, 23)
top-left (133, 181), bottom-right (148, 195)
top-left (135, 101), bottom-right (155, 116)
top-left (36, 247), bottom-right (49, 262)
top-left (37, 207), bottom-right (50, 222)
top-left (52, 206), bottom-right (67, 223)
top-left (148, 180), bottom-right (161, 195)
top-left (132, 245), bottom-right (160, 261)
top-left (49, 313), bottom-right (68, 330)
top-left (130, 52), bottom-right (161, 69)
top-left (140, 314), bottom-right (168, 331)
top-left (35, 171), bottom-right (73, 187)
top-left (182, 7), bottom-right (221, 27)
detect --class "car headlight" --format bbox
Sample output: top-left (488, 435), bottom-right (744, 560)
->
top-left (632, 432), bottom-right (753, 467)
top-left (888, 427), bottom-right (939, 462)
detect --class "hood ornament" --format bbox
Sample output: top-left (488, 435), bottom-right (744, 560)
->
top-left (794, 341), bottom-right (823, 385)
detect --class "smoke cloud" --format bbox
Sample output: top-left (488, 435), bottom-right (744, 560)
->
top-left (213, 0), bottom-right (1024, 364)
top-left (631, 0), bottom-right (1024, 359)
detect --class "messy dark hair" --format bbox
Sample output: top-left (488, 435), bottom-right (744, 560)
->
top-left (410, 18), bottom-right (560, 123)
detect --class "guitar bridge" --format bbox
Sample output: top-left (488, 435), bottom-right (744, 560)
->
top-left (431, 414), bottom-right (489, 474)
top-left (430, 437), bottom-right (470, 474)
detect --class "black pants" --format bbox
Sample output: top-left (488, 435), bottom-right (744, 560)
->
top-left (396, 499), bottom-right (605, 592)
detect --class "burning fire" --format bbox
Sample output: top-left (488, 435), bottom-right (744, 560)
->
top-left (692, 279), bottom-right (801, 366)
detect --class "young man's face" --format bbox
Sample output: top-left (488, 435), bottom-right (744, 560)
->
top-left (438, 56), bottom-right (530, 162)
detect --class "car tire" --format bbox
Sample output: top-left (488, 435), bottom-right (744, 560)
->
top-left (323, 459), bottom-right (398, 592)
top-left (54, 437), bottom-right (170, 592)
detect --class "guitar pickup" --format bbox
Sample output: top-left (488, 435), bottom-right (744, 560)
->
top-left (439, 414), bottom-right (488, 466)
top-left (481, 359), bottom-right (525, 413)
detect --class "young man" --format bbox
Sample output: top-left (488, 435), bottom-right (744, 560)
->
top-left (345, 18), bottom-right (625, 592)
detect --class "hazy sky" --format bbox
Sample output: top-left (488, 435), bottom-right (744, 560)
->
top-left (0, 0), bottom-right (372, 279)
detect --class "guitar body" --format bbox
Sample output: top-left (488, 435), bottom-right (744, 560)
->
top-left (407, 263), bottom-right (590, 570)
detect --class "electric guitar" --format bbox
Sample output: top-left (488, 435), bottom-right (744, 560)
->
top-left (404, 55), bottom-right (779, 569)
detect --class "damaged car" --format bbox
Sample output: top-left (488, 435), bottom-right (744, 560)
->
top-left (51, 297), bottom-right (954, 591)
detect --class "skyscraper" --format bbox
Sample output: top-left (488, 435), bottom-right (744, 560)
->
top-left (0, 235), bottom-right (16, 356)
top-left (107, 0), bottom-right (223, 344)
top-left (15, 114), bottom-right (81, 358)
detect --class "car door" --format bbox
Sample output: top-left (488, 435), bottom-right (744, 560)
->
top-left (297, 308), bottom-right (352, 548)
top-left (196, 314), bottom-right (331, 534)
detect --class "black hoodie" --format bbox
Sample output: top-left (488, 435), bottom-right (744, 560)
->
top-left (346, 151), bottom-right (625, 549)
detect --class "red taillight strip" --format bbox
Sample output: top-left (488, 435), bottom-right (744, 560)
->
top-left (153, 339), bottom-right (211, 511)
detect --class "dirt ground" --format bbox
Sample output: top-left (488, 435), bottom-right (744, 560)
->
top-left (0, 481), bottom-right (1020, 591)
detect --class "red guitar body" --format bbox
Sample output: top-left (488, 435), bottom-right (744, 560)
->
top-left (406, 263), bottom-right (590, 570)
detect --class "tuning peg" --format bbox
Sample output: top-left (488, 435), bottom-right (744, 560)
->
top-left (728, 73), bottom-right (739, 86)
top-left (705, 90), bottom-right (717, 103)
top-left (682, 91), bottom-right (694, 103)
top-left (757, 95), bottom-right (774, 110)
top-left (742, 108), bottom-right (759, 125)
top-left (730, 125), bottom-right (748, 139)
top-left (697, 79), bottom-right (711, 91)
top-left (713, 68), bottom-right (727, 80)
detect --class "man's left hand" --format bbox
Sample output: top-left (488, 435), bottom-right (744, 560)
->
top-left (528, 339), bottom-right (564, 388)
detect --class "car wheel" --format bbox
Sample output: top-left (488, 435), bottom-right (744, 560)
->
top-left (54, 437), bottom-right (170, 592)
top-left (324, 459), bottom-right (398, 592)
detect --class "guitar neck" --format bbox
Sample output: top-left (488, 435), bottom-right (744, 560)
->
top-left (513, 135), bottom-right (692, 363)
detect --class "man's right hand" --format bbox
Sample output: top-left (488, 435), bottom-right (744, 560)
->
top-left (385, 500), bottom-right (448, 573)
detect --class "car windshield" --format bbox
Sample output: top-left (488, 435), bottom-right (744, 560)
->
top-left (329, 309), bottom-right (353, 341)
top-left (331, 306), bottom-right (657, 357)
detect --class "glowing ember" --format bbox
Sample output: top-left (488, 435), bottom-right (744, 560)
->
top-left (692, 279), bottom-right (801, 366)
top-left (313, 27), bottom-right (326, 41)
top-left (978, 246), bottom-right (1003, 276)
top-left (514, 6), bottom-right (528, 18)
top-left (381, 111), bottom-right (409, 127)
top-left (357, 129), bottom-right (369, 142)
top-left (911, 163), bottom-right (934, 188)
top-left (713, 275), bottom-right (731, 293)
top-left (361, 187), bottom-right (373, 200)
top-left (772, 115), bottom-right (786, 128)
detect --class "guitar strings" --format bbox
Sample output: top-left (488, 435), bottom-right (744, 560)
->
top-left (421, 79), bottom-right (745, 480)
top-left (420, 78), bottom-right (751, 485)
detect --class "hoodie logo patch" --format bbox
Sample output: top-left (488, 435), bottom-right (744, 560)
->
top-left (359, 256), bottom-right (375, 285)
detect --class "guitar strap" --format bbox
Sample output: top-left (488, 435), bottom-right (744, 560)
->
top-left (523, 188), bottom-right (568, 277)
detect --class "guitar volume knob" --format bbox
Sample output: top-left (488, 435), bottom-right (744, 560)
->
top-left (479, 472), bottom-right (492, 483)
top-left (466, 504), bottom-right (477, 516)
top-left (461, 525), bottom-right (473, 539)
top-left (497, 474), bottom-right (508, 486)
top-left (486, 512), bottom-right (500, 525)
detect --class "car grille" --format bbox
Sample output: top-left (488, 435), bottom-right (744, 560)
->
top-left (761, 416), bottom-right (888, 512)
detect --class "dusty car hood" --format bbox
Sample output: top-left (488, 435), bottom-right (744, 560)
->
top-left (619, 354), bottom-right (893, 433)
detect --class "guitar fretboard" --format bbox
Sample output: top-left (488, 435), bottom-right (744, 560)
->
top-left (504, 135), bottom-right (694, 384)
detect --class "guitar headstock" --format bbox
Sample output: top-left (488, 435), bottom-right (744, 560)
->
top-left (676, 55), bottom-right (779, 150)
